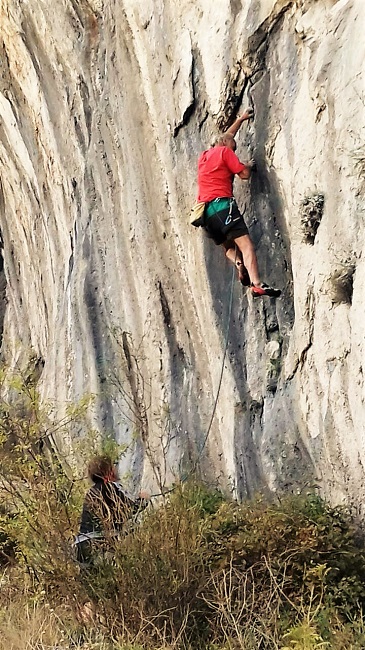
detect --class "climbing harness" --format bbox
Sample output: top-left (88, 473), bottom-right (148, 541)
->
top-left (224, 198), bottom-right (234, 226)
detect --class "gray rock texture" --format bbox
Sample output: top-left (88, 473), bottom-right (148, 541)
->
top-left (0, 0), bottom-right (364, 503)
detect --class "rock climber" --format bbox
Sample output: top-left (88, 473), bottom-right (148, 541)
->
top-left (196, 108), bottom-right (281, 298)
top-left (74, 454), bottom-right (149, 564)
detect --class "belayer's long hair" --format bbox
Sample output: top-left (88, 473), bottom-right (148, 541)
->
top-left (87, 455), bottom-right (117, 483)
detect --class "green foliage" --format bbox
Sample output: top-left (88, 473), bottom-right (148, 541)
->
top-left (0, 371), bottom-right (90, 591)
top-left (1, 373), bottom-right (365, 648)
top-left (281, 623), bottom-right (329, 649)
top-left (72, 487), bottom-right (365, 649)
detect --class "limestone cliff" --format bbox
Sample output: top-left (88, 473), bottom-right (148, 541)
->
top-left (0, 0), bottom-right (364, 504)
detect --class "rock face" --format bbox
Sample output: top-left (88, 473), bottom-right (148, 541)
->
top-left (0, 0), bottom-right (364, 503)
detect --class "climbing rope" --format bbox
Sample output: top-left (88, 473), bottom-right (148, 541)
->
top-left (150, 260), bottom-right (237, 498)
top-left (147, 86), bottom-right (256, 500)
top-left (190, 262), bottom-right (236, 472)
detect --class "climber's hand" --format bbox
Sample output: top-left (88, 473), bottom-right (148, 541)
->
top-left (247, 158), bottom-right (256, 170)
top-left (241, 107), bottom-right (254, 120)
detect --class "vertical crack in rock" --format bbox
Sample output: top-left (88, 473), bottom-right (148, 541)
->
top-left (243, 1), bottom-right (295, 75)
top-left (157, 281), bottom-right (186, 370)
top-left (236, 395), bottom-right (266, 501)
top-left (286, 287), bottom-right (315, 382)
top-left (0, 181), bottom-right (7, 349)
top-left (173, 38), bottom-right (195, 138)
top-left (69, 0), bottom-right (86, 30)
top-left (82, 231), bottom-right (114, 431)
top-left (119, 330), bottom-right (149, 443)
top-left (217, 64), bottom-right (248, 131)
top-left (158, 280), bottom-right (172, 329)
top-left (157, 279), bottom-right (201, 474)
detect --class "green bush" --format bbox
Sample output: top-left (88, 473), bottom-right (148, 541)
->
top-left (0, 371), bottom-right (86, 596)
top-left (1, 373), bottom-right (365, 648)
top-left (73, 486), bottom-right (365, 649)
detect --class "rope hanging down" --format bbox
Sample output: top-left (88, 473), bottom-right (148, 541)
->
top-left (190, 262), bottom-right (236, 473)
top-left (151, 262), bottom-right (236, 498)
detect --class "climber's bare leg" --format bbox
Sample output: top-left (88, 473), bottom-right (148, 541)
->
top-left (223, 242), bottom-right (245, 281)
top-left (233, 235), bottom-right (260, 286)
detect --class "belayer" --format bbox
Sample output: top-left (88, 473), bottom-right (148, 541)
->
top-left (74, 455), bottom-right (149, 564)
top-left (193, 108), bottom-right (281, 298)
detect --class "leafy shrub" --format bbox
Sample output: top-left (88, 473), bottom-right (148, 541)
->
top-left (1, 373), bottom-right (365, 648)
top-left (73, 487), bottom-right (365, 649)
top-left (0, 370), bottom-right (88, 599)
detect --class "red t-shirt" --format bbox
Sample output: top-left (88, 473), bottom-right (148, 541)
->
top-left (197, 146), bottom-right (247, 202)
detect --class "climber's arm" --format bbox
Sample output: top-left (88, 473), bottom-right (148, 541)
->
top-left (237, 159), bottom-right (256, 180)
top-left (226, 108), bottom-right (254, 137)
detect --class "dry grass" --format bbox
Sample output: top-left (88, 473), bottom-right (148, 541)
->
top-left (1, 377), bottom-right (365, 649)
top-left (0, 590), bottom-right (74, 650)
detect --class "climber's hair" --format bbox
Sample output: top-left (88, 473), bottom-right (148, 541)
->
top-left (212, 131), bottom-right (236, 148)
top-left (87, 455), bottom-right (117, 482)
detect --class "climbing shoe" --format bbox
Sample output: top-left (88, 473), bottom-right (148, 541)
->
top-left (251, 283), bottom-right (281, 298)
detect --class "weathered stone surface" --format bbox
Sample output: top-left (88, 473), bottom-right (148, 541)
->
top-left (0, 0), bottom-right (364, 505)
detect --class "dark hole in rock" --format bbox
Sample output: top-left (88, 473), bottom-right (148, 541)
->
top-left (329, 266), bottom-right (355, 305)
